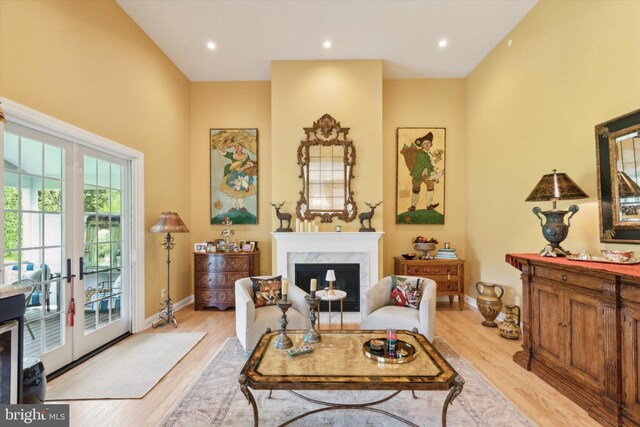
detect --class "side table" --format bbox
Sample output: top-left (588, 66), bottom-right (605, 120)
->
top-left (316, 289), bottom-right (346, 330)
top-left (394, 257), bottom-right (465, 310)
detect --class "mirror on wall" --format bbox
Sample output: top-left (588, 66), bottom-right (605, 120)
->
top-left (296, 114), bottom-right (357, 223)
top-left (596, 108), bottom-right (640, 243)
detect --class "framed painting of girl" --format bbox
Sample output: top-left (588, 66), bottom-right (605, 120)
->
top-left (210, 128), bottom-right (259, 224)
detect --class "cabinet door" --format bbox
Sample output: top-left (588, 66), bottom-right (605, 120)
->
top-left (564, 292), bottom-right (603, 391)
top-left (531, 281), bottom-right (564, 366)
top-left (623, 305), bottom-right (640, 419)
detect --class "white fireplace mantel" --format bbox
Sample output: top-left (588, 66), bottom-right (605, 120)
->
top-left (272, 232), bottom-right (383, 294)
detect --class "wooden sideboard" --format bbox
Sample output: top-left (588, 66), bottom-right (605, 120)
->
top-left (394, 257), bottom-right (465, 310)
top-left (194, 251), bottom-right (260, 310)
top-left (507, 253), bottom-right (640, 426)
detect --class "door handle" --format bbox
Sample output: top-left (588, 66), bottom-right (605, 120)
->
top-left (66, 258), bottom-right (72, 283)
top-left (79, 257), bottom-right (84, 280)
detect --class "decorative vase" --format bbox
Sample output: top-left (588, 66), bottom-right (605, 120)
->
top-left (475, 282), bottom-right (504, 327)
top-left (498, 305), bottom-right (521, 339)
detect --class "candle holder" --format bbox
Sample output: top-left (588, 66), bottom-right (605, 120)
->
top-left (304, 295), bottom-right (322, 343)
top-left (274, 297), bottom-right (293, 349)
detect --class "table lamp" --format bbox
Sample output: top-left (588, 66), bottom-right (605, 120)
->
top-left (525, 169), bottom-right (588, 257)
top-left (150, 211), bottom-right (189, 328)
top-left (326, 269), bottom-right (336, 296)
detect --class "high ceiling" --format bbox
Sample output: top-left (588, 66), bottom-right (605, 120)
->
top-left (116, 0), bottom-right (537, 81)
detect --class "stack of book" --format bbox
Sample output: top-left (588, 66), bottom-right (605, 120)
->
top-left (435, 248), bottom-right (458, 259)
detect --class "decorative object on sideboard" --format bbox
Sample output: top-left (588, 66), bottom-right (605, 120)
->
top-left (401, 253), bottom-right (416, 260)
top-left (396, 127), bottom-right (446, 225)
top-left (271, 201), bottom-right (293, 232)
top-left (413, 236), bottom-right (438, 260)
top-left (359, 201), bottom-right (382, 232)
top-left (475, 282), bottom-right (504, 327)
top-left (220, 216), bottom-right (235, 248)
top-left (296, 113), bottom-right (357, 223)
top-left (596, 108), bottom-right (640, 243)
top-left (210, 128), bottom-right (258, 225)
top-left (497, 305), bottom-right (521, 340)
top-left (325, 269), bottom-right (336, 296)
top-left (525, 169), bottom-right (588, 257)
top-left (150, 211), bottom-right (189, 328)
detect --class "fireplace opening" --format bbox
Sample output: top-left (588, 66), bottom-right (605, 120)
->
top-left (295, 263), bottom-right (359, 312)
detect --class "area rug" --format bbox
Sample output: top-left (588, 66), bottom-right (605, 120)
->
top-left (47, 332), bottom-right (206, 400)
top-left (161, 336), bottom-right (536, 426)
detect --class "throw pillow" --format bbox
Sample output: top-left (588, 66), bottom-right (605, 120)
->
top-left (389, 275), bottom-right (423, 309)
top-left (250, 276), bottom-right (282, 307)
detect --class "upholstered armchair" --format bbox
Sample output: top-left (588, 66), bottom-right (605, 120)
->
top-left (235, 277), bottom-right (311, 351)
top-left (360, 275), bottom-right (437, 341)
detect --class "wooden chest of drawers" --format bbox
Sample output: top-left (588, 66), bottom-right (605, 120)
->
top-left (393, 257), bottom-right (465, 310)
top-left (194, 251), bottom-right (260, 310)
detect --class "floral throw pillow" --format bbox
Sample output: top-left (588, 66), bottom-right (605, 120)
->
top-left (389, 275), bottom-right (423, 309)
top-left (250, 276), bottom-right (282, 308)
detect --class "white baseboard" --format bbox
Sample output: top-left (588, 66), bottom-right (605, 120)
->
top-left (143, 294), bottom-right (195, 330)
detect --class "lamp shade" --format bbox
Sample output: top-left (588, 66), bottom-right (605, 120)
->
top-left (618, 171), bottom-right (640, 198)
top-left (150, 212), bottom-right (189, 233)
top-left (325, 269), bottom-right (336, 281)
top-left (525, 169), bottom-right (588, 202)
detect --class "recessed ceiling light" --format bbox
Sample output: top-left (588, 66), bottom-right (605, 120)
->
top-left (207, 41), bottom-right (216, 50)
top-left (507, 39), bottom-right (513, 47)
top-left (323, 40), bottom-right (332, 49)
top-left (438, 39), bottom-right (448, 48)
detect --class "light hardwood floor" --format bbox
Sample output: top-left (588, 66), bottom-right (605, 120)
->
top-left (49, 302), bottom-right (600, 427)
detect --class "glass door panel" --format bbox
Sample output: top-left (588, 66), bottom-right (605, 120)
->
top-left (74, 149), bottom-right (129, 358)
top-left (2, 130), bottom-right (66, 363)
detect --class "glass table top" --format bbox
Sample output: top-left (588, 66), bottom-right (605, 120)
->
top-left (241, 330), bottom-right (458, 390)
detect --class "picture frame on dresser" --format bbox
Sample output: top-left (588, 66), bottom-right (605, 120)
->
top-left (194, 243), bottom-right (207, 253)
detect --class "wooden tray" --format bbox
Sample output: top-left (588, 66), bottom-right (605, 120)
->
top-left (567, 255), bottom-right (640, 265)
top-left (362, 338), bottom-right (418, 364)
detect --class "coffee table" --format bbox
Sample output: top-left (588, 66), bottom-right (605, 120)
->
top-left (238, 329), bottom-right (464, 426)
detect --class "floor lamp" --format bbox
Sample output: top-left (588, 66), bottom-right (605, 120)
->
top-left (150, 212), bottom-right (189, 328)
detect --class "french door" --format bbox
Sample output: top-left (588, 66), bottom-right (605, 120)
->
top-left (1, 122), bottom-right (132, 372)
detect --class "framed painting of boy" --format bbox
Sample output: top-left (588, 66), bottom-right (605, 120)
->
top-left (396, 127), bottom-right (446, 224)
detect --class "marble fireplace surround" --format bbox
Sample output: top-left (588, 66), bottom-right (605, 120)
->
top-left (272, 232), bottom-right (383, 313)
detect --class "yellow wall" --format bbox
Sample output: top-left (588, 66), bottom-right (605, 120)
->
top-left (271, 60), bottom-right (384, 271)
top-left (0, 0), bottom-right (192, 317)
top-left (382, 80), bottom-right (467, 276)
top-left (190, 82), bottom-right (272, 272)
top-left (466, 0), bottom-right (640, 304)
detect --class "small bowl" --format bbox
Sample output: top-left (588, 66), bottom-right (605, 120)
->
top-left (601, 250), bottom-right (634, 262)
top-left (402, 253), bottom-right (416, 260)
top-left (370, 339), bottom-right (385, 351)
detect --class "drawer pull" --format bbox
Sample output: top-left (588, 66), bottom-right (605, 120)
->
top-left (561, 274), bottom-right (567, 281)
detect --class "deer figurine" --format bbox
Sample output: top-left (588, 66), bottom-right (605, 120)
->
top-left (359, 201), bottom-right (382, 232)
top-left (271, 202), bottom-right (293, 232)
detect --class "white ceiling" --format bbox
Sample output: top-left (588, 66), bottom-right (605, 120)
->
top-left (116, 0), bottom-right (537, 81)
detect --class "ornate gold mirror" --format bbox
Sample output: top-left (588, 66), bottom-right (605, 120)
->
top-left (296, 114), bottom-right (356, 223)
top-left (596, 108), bottom-right (640, 242)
